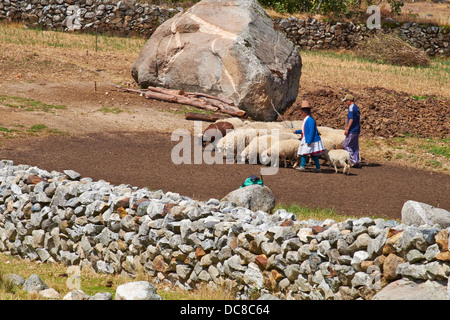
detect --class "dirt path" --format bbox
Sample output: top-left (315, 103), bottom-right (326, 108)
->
top-left (2, 131), bottom-right (449, 220)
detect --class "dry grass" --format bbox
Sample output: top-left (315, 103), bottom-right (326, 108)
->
top-left (356, 32), bottom-right (430, 67)
top-left (300, 49), bottom-right (450, 100)
top-left (266, 1), bottom-right (450, 26)
top-left (0, 253), bottom-right (235, 300)
top-left (2, 22), bottom-right (449, 100)
top-left (0, 22), bottom-right (145, 85)
top-left (361, 136), bottom-right (450, 174)
top-left (399, 1), bottom-right (450, 26)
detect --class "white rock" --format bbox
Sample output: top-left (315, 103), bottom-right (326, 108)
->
top-left (39, 288), bottom-right (60, 299)
top-left (115, 281), bottom-right (162, 300)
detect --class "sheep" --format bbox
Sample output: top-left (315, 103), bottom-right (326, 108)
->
top-left (317, 126), bottom-right (346, 149)
top-left (216, 117), bottom-right (244, 129)
top-left (242, 121), bottom-right (286, 131)
top-left (280, 120), bottom-right (303, 130)
top-left (200, 121), bottom-right (234, 148)
top-left (239, 134), bottom-right (276, 163)
top-left (240, 131), bottom-right (301, 163)
top-left (216, 127), bottom-right (265, 160)
top-left (318, 137), bottom-right (337, 166)
top-left (290, 135), bottom-right (336, 169)
top-left (261, 139), bottom-right (300, 168)
top-left (321, 149), bottom-right (351, 174)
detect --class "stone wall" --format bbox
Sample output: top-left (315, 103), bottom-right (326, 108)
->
top-left (0, 0), bottom-right (181, 38)
top-left (1, 159), bottom-right (449, 300)
top-left (0, 0), bottom-right (449, 56)
top-left (278, 17), bottom-right (450, 57)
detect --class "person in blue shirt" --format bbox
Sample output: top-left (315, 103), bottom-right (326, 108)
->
top-left (294, 100), bottom-right (325, 172)
top-left (342, 94), bottom-right (361, 167)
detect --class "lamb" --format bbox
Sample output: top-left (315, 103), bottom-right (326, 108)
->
top-left (322, 149), bottom-right (351, 174)
top-left (261, 139), bottom-right (300, 168)
top-left (319, 137), bottom-right (337, 166)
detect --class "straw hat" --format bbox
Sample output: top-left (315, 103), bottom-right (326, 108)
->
top-left (301, 100), bottom-right (311, 109)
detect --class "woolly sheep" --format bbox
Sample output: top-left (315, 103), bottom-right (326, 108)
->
top-left (322, 149), bottom-right (351, 174)
top-left (291, 136), bottom-right (336, 168)
top-left (261, 139), bottom-right (300, 168)
top-left (216, 117), bottom-right (244, 129)
top-left (280, 120), bottom-right (303, 130)
top-left (242, 121), bottom-right (286, 131)
top-left (319, 137), bottom-right (337, 166)
top-left (240, 134), bottom-right (276, 163)
top-left (240, 131), bottom-right (301, 163)
top-left (317, 126), bottom-right (346, 149)
top-left (216, 127), bottom-right (267, 159)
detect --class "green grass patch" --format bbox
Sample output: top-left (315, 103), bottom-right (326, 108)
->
top-left (274, 203), bottom-right (349, 222)
top-left (97, 107), bottom-right (124, 114)
top-left (0, 123), bottom-right (65, 139)
top-left (425, 159), bottom-right (443, 169)
top-left (412, 95), bottom-right (428, 101)
top-left (418, 139), bottom-right (450, 158)
top-left (27, 124), bottom-right (48, 133)
top-left (0, 94), bottom-right (67, 112)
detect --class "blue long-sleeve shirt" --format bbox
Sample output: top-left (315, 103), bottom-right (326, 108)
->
top-left (294, 116), bottom-right (321, 144)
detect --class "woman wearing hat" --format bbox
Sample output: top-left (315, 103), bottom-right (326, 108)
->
top-left (294, 100), bottom-right (325, 172)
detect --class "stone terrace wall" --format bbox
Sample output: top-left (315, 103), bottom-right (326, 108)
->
top-left (1, 159), bottom-right (449, 300)
top-left (0, 0), bottom-right (449, 56)
top-left (278, 17), bottom-right (450, 57)
top-left (0, 0), bottom-right (181, 38)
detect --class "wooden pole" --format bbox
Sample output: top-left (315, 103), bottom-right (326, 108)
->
top-left (184, 112), bottom-right (229, 122)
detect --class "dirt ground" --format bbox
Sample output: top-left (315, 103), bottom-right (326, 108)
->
top-left (0, 81), bottom-right (449, 220)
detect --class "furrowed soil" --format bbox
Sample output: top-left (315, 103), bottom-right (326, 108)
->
top-left (0, 24), bottom-right (449, 220)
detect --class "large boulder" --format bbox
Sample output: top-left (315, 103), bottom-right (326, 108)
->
top-left (131, 0), bottom-right (302, 121)
top-left (401, 200), bottom-right (450, 228)
top-left (221, 184), bottom-right (276, 213)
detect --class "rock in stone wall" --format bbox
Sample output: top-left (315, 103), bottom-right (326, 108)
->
top-left (1, 159), bottom-right (449, 300)
top-left (0, 0), bottom-right (448, 56)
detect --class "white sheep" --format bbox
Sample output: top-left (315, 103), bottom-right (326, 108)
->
top-left (242, 121), bottom-right (286, 131)
top-left (318, 137), bottom-right (337, 166)
top-left (322, 149), bottom-right (351, 174)
top-left (216, 127), bottom-right (267, 159)
top-left (239, 134), bottom-right (275, 163)
top-left (280, 120), bottom-right (303, 130)
top-left (240, 131), bottom-right (301, 163)
top-left (216, 117), bottom-right (244, 129)
top-left (261, 139), bottom-right (300, 168)
top-left (317, 126), bottom-right (346, 149)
